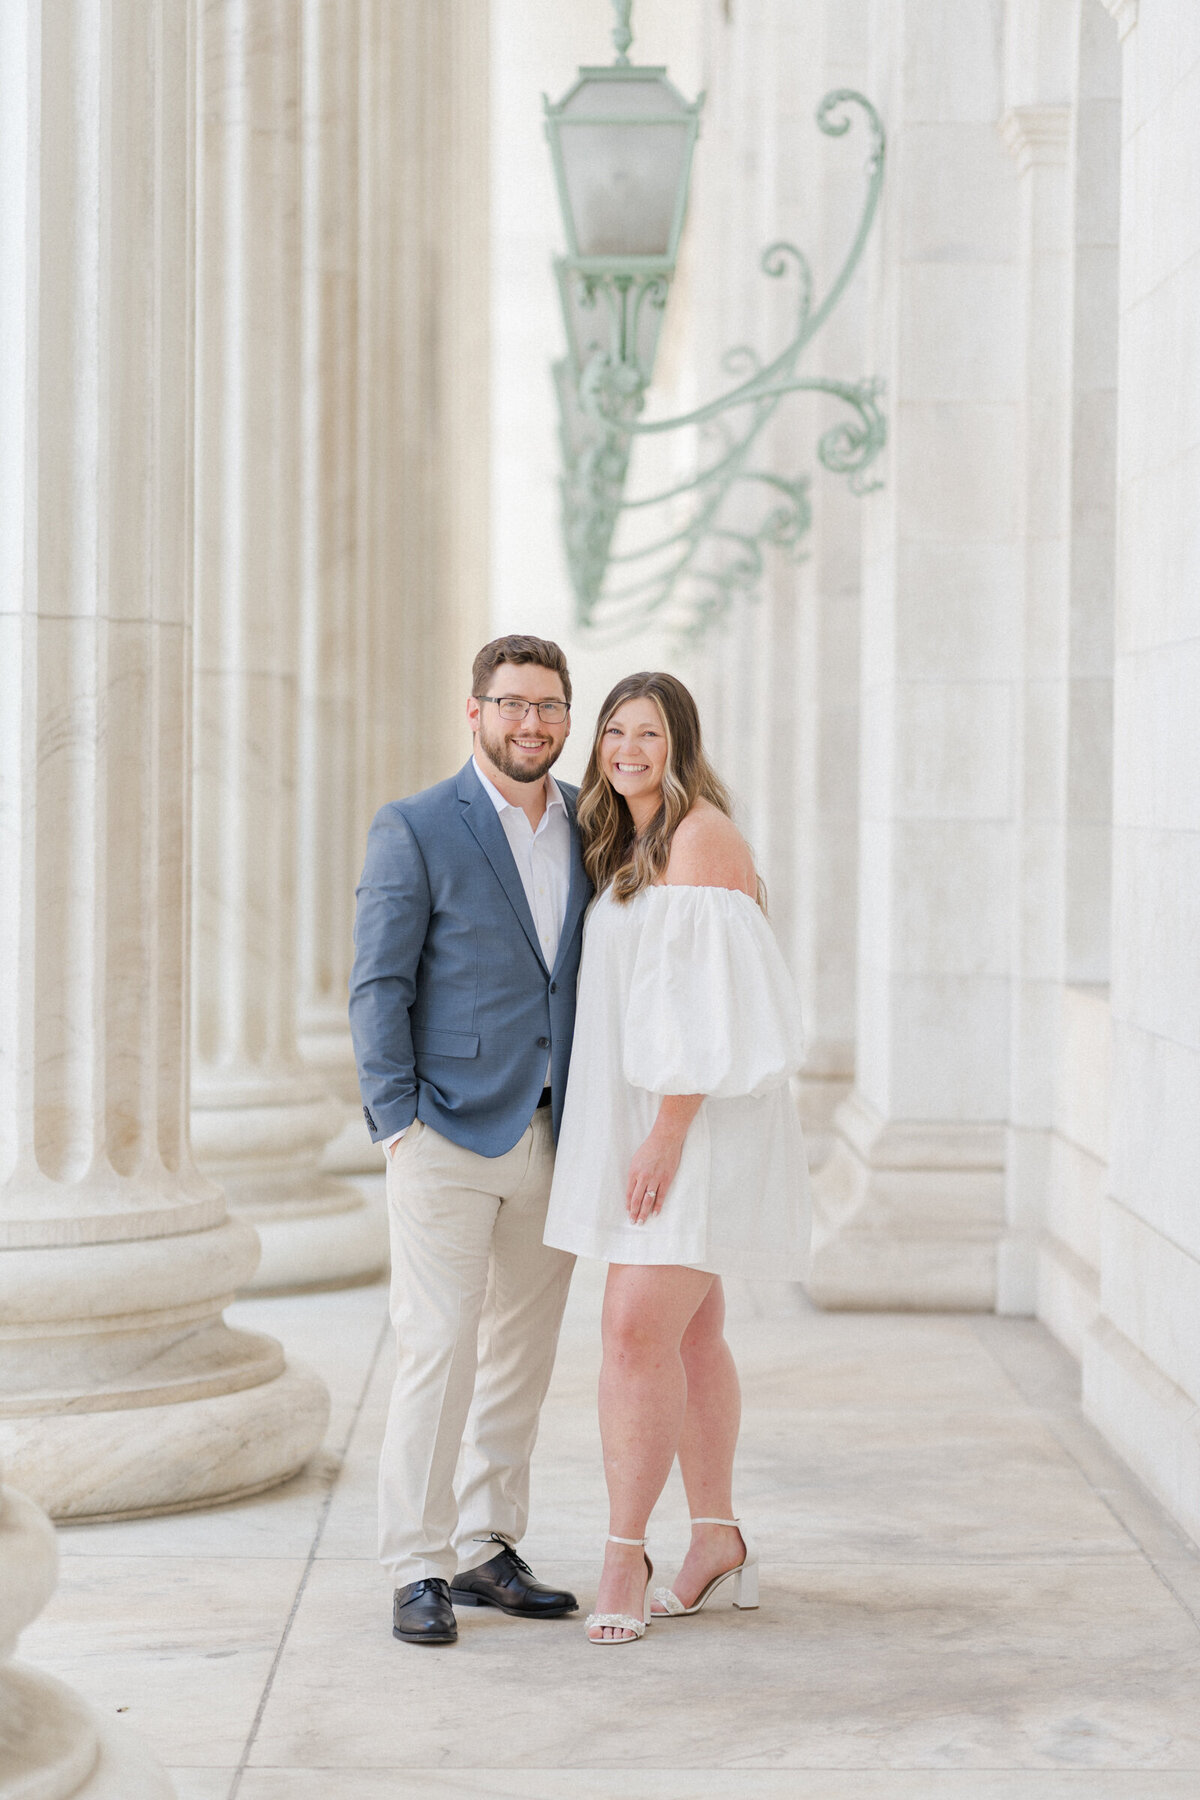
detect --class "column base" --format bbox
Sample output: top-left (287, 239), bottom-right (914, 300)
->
top-left (193, 1078), bottom-right (388, 1291)
top-left (298, 1023), bottom-right (379, 1175)
top-left (247, 1177), bottom-right (387, 1293)
top-left (318, 1106), bottom-right (381, 1176)
top-left (792, 1067), bottom-right (853, 1174)
top-left (0, 1360), bottom-right (330, 1523)
top-left (0, 1664), bottom-right (174, 1799)
top-left (807, 1092), bottom-right (1006, 1309)
top-left (1084, 1315), bottom-right (1200, 1549)
top-left (1037, 1230), bottom-right (1100, 1356)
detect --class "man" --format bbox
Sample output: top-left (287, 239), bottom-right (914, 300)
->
top-left (349, 635), bottom-right (590, 1646)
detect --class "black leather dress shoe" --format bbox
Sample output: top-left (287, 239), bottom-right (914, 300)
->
top-left (392, 1577), bottom-right (457, 1645)
top-left (449, 1536), bottom-right (578, 1618)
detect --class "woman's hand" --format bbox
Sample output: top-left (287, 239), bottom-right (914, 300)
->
top-left (626, 1095), bottom-right (703, 1224)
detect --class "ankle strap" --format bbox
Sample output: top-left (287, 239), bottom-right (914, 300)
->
top-left (691, 1516), bottom-right (739, 1526)
top-left (607, 1534), bottom-right (647, 1546)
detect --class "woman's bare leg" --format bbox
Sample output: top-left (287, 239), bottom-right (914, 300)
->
top-left (590, 1262), bottom-right (712, 1640)
top-left (651, 1277), bottom-right (745, 1610)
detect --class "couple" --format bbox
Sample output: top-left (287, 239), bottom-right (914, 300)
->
top-left (349, 634), bottom-right (810, 1647)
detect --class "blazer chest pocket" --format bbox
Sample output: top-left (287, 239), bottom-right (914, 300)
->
top-left (412, 1027), bottom-right (480, 1059)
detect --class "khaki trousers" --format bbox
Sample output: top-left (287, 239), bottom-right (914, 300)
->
top-left (378, 1110), bottom-right (575, 1587)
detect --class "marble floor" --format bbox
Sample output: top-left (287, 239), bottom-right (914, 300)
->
top-left (19, 1214), bottom-right (1200, 1800)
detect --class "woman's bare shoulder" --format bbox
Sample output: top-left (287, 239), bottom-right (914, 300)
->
top-left (664, 801), bottom-right (757, 896)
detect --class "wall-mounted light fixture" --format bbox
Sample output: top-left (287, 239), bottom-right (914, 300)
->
top-left (545, 1), bottom-right (887, 643)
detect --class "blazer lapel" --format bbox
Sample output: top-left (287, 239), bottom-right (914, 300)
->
top-left (553, 789), bottom-right (591, 976)
top-left (456, 762), bottom-right (548, 969)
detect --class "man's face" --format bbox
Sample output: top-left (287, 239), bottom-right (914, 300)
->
top-left (467, 661), bottom-right (571, 785)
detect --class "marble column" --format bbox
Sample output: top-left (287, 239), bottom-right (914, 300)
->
top-left (997, 90), bottom-right (1072, 1319)
top-left (999, 0), bottom-right (1122, 1347)
top-left (361, 0), bottom-right (491, 808)
top-left (0, 0), bottom-right (328, 1517)
top-left (0, 1468), bottom-right (174, 1797)
top-left (687, 0), bottom-right (868, 1171)
top-left (190, 0), bottom-right (384, 1289)
top-left (1041, 1), bottom-right (1120, 1352)
top-left (778, 0), bottom-right (869, 1169)
top-left (808, 0), bottom-right (1020, 1306)
top-left (295, 0), bottom-right (379, 1179)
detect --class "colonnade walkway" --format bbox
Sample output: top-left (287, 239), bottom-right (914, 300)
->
top-left (21, 1229), bottom-right (1200, 1797)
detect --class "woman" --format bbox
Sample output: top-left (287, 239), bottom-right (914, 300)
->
top-left (543, 672), bottom-right (811, 1644)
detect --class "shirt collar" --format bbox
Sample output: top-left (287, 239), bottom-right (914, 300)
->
top-left (472, 755), bottom-right (566, 821)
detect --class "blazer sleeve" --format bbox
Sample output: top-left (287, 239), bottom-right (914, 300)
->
top-left (348, 806), bottom-right (431, 1139)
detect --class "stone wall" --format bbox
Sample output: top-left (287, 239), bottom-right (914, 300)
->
top-left (1084, 0), bottom-right (1200, 1543)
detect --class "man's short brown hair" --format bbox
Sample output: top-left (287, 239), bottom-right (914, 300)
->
top-left (471, 635), bottom-right (572, 707)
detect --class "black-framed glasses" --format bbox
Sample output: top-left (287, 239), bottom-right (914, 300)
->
top-left (476, 694), bottom-right (570, 724)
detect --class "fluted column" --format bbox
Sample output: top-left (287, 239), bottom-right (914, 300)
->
top-left (0, 1), bottom-right (328, 1518)
top-left (996, 96), bottom-right (1072, 1322)
top-left (360, 0), bottom-right (491, 813)
top-left (190, 0), bottom-right (384, 1289)
top-left (295, 0), bottom-right (379, 1178)
top-left (0, 1467), bottom-right (174, 1797)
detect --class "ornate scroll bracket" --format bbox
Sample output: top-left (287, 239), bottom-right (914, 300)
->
top-left (554, 89), bottom-right (888, 645)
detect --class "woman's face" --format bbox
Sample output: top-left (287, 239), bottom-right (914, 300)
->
top-left (599, 697), bottom-right (669, 808)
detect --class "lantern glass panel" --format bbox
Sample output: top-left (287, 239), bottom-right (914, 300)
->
top-left (559, 123), bottom-right (691, 255)
top-left (555, 75), bottom-right (694, 260)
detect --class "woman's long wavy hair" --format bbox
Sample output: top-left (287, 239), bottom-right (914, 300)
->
top-left (577, 672), bottom-right (734, 903)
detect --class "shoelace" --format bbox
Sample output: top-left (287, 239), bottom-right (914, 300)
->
top-left (483, 1533), bottom-right (534, 1578)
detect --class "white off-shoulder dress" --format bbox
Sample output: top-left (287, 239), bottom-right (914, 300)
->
top-left (543, 883), bottom-right (811, 1280)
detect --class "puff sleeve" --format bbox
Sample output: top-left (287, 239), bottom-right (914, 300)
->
top-left (621, 886), bottom-right (805, 1098)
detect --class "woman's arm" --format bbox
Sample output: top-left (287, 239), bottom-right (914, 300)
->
top-left (626, 1094), bottom-right (703, 1224)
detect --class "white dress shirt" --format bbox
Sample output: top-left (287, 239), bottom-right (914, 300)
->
top-left (384, 758), bottom-right (571, 1153)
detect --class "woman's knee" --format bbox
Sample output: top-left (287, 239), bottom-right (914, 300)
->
top-left (602, 1301), bottom-right (673, 1364)
top-left (602, 1267), bottom-right (711, 1364)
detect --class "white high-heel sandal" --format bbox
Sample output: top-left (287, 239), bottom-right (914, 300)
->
top-left (652, 1517), bottom-right (759, 1617)
top-left (584, 1535), bottom-right (654, 1644)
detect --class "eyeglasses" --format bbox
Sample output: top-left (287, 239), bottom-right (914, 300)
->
top-left (476, 694), bottom-right (570, 724)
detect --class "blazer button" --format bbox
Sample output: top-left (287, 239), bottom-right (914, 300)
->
top-left (549, 981), bottom-right (557, 994)
top-left (536, 1036), bottom-right (550, 1049)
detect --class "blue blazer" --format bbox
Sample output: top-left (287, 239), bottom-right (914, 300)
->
top-left (349, 760), bottom-right (591, 1158)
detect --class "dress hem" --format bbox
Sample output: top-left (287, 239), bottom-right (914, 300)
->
top-left (543, 1230), bottom-right (809, 1284)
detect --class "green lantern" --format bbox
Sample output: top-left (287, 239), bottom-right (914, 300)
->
top-left (544, 8), bottom-right (702, 391)
top-left (546, 8), bottom-right (888, 644)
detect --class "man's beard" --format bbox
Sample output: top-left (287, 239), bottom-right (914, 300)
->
top-left (479, 716), bottom-right (562, 784)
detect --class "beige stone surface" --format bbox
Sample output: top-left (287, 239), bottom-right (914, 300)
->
top-left (22, 1263), bottom-right (1200, 1794)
